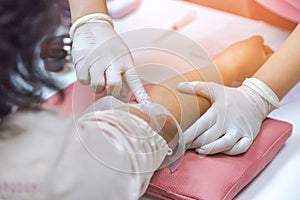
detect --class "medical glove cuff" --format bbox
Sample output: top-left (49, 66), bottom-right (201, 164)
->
top-left (242, 78), bottom-right (280, 116)
top-left (69, 13), bottom-right (114, 40)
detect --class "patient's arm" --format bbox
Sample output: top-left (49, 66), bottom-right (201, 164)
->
top-left (147, 35), bottom-right (273, 131)
top-left (121, 36), bottom-right (273, 144)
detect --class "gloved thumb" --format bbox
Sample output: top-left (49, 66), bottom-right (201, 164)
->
top-left (177, 81), bottom-right (213, 99)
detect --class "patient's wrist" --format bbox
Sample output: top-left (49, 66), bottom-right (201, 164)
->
top-left (116, 106), bottom-right (179, 150)
top-left (84, 95), bottom-right (185, 170)
top-left (121, 103), bottom-right (185, 171)
top-left (213, 58), bottom-right (238, 86)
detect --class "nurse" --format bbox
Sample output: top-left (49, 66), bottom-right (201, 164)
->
top-left (68, 0), bottom-right (150, 103)
top-left (180, 23), bottom-right (300, 155)
top-left (0, 1), bottom-right (170, 199)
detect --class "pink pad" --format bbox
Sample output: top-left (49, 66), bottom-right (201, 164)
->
top-left (146, 118), bottom-right (292, 200)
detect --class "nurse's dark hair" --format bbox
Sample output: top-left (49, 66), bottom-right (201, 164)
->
top-left (0, 0), bottom-right (65, 120)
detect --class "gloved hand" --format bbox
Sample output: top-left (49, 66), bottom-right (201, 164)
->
top-left (177, 78), bottom-right (280, 155)
top-left (70, 13), bottom-right (150, 103)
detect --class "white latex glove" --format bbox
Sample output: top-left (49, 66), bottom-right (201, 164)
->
top-left (177, 78), bottom-right (280, 155)
top-left (70, 14), bottom-right (150, 103)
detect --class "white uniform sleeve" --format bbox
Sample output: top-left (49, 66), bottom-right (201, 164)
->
top-left (0, 106), bottom-right (169, 200)
top-left (48, 109), bottom-right (169, 200)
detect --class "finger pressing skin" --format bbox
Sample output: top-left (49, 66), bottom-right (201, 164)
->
top-left (184, 109), bottom-right (217, 149)
top-left (90, 64), bottom-right (106, 93)
top-left (223, 137), bottom-right (252, 155)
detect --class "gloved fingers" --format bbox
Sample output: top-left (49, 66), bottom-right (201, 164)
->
top-left (124, 68), bottom-right (150, 104)
top-left (89, 62), bottom-right (107, 93)
top-left (195, 129), bottom-right (240, 155)
top-left (75, 41), bottom-right (108, 92)
top-left (177, 81), bottom-right (217, 101)
top-left (71, 27), bottom-right (99, 85)
top-left (223, 137), bottom-right (252, 155)
top-left (184, 109), bottom-right (217, 149)
top-left (109, 76), bottom-right (130, 102)
top-left (120, 76), bottom-right (130, 98)
top-left (105, 68), bottom-right (123, 96)
top-left (73, 58), bottom-right (91, 85)
top-left (192, 119), bottom-right (226, 148)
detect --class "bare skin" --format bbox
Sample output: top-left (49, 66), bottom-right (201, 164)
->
top-left (254, 23), bottom-right (300, 99)
top-left (147, 35), bottom-right (274, 131)
top-left (214, 35), bottom-right (274, 87)
top-left (120, 35), bottom-right (274, 145)
top-left (68, 0), bottom-right (108, 23)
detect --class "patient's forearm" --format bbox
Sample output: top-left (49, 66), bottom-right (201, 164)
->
top-left (116, 106), bottom-right (178, 146)
top-left (119, 65), bottom-right (220, 146)
top-left (147, 67), bottom-right (213, 131)
top-left (253, 23), bottom-right (300, 99)
top-left (121, 35), bottom-right (272, 149)
top-left (147, 35), bottom-right (273, 131)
